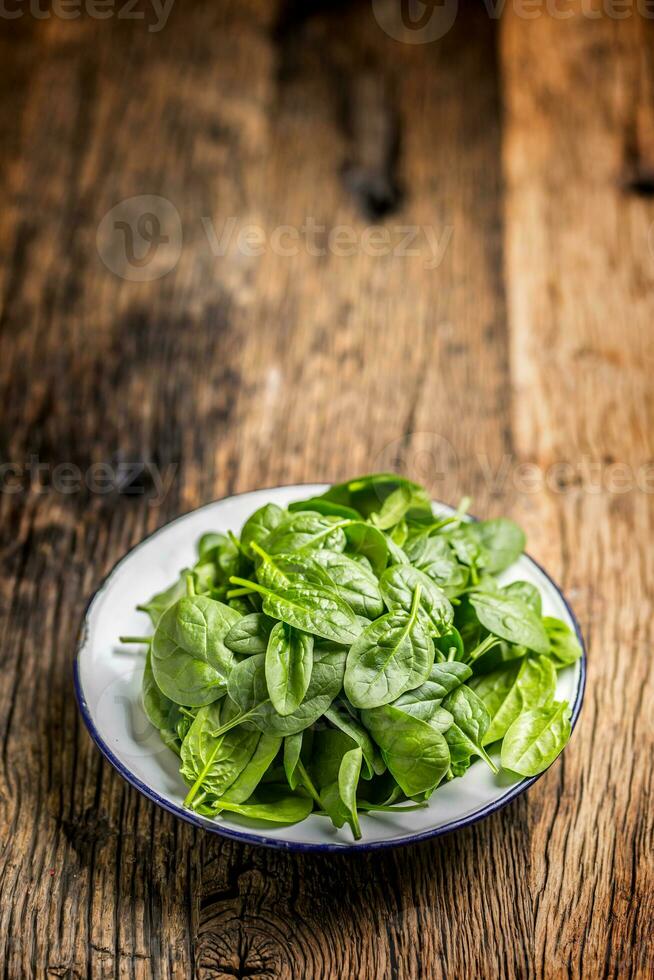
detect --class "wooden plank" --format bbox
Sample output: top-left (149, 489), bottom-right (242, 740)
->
top-left (501, 8), bottom-right (654, 978)
top-left (5, 1), bottom-right (650, 978)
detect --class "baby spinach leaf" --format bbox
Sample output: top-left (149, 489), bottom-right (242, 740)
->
top-left (317, 473), bottom-right (431, 521)
top-left (265, 622), bottom-right (314, 716)
top-left (324, 701), bottom-right (385, 778)
top-left (471, 655), bottom-right (557, 745)
top-left (468, 591), bottom-right (549, 654)
top-left (281, 732), bottom-right (321, 804)
top-left (191, 560), bottom-right (221, 596)
top-left (447, 518), bottom-right (525, 574)
top-left (180, 701), bottom-right (260, 806)
top-left (141, 649), bottom-right (185, 752)
top-left (218, 733), bottom-right (282, 804)
top-left (502, 580), bottom-right (542, 616)
top-left (151, 596), bottom-right (240, 706)
top-left (446, 526), bottom-right (487, 570)
top-left (310, 730), bottom-right (363, 837)
top-left (391, 661), bottom-right (472, 727)
top-left (197, 532), bottom-right (227, 560)
top-left (175, 709), bottom-right (195, 746)
top-left (224, 613), bottom-right (274, 656)
top-left (392, 696), bottom-right (453, 733)
top-left (543, 617), bottom-right (583, 667)
top-left (254, 548), bottom-right (334, 592)
top-left (370, 484), bottom-right (432, 531)
top-left (389, 519), bottom-right (408, 547)
top-left (454, 596), bottom-right (483, 652)
top-left (404, 534), bottom-right (468, 596)
top-left (230, 576), bottom-right (361, 645)
top-left (311, 549), bottom-right (384, 618)
top-left (380, 564), bottom-right (454, 635)
top-left (227, 646), bottom-right (347, 736)
top-left (441, 685), bottom-right (498, 773)
top-left (212, 792), bottom-right (314, 824)
top-left (264, 512), bottom-right (349, 555)
top-left (360, 705), bottom-right (451, 797)
top-left (283, 732), bottom-right (304, 790)
top-left (336, 747), bottom-right (363, 839)
top-left (240, 502), bottom-right (286, 557)
top-left (344, 588), bottom-right (434, 708)
top-left (194, 532), bottom-right (241, 588)
top-left (501, 701), bottom-right (572, 776)
top-left (385, 536), bottom-right (410, 566)
top-left (474, 518), bottom-right (526, 572)
top-left (343, 521), bottom-right (389, 575)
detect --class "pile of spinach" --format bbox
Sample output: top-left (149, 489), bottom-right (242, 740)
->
top-left (123, 473), bottom-right (581, 840)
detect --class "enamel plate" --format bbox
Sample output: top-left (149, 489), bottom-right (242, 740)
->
top-left (75, 484), bottom-right (586, 851)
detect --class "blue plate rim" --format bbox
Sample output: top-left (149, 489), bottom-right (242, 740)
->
top-left (73, 483), bottom-right (587, 853)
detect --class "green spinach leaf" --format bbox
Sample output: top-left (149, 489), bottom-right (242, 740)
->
top-left (404, 534), bottom-right (468, 596)
top-left (385, 536), bottom-right (410, 566)
top-left (501, 701), bottom-right (572, 775)
top-left (447, 518), bottom-right (525, 573)
top-left (316, 473), bottom-right (432, 521)
top-left (391, 661), bottom-right (472, 727)
top-left (254, 547), bottom-right (336, 592)
top-left (343, 521), bottom-right (389, 575)
top-left (324, 701), bottom-right (385, 778)
top-left (230, 576), bottom-right (361, 645)
top-left (434, 626), bottom-right (464, 662)
top-left (312, 549), bottom-right (384, 618)
top-left (360, 705), bottom-right (450, 797)
top-left (180, 701), bottom-right (260, 806)
top-left (289, 498), bottom-right (362, 521)
top-left (224, 612), bottom-right (274, 656)
top-left (264, 512), bottom-right (349, 555)
top-left (141, 649), bottom-right (185, 753)
top-left (468, 591), bottom-right (549, 654)
top-left (151, 595), bottom-right (240, 706)
top-left (543, 617), bottom-right (583, 667)
top-left (218, 733), bottom-right (282, 804)
top-left (471, 655), bottom-right (557, 745)
top-left (310, 730), bottom-right (363, 838)
top-left (344, 587), bottom-right (434, 708)
top-left (240, 503), bottom-right (286, 557)
top-left (502, 580), bottom-right (542, 616)
top-left (226, 646), bottom-right (347, 737)
top-left (370, 484), bottom-right (432, 531)
top-left (212, 792), bottom-right (314, 824)
top-left (265, 621), bottom-right (314, 716)
top-left (442, 685), bottom-right (498, 773)
top-left (283, 732), bottom-right (304, 790)
top-left (380, 564), bottom-right (454, 635)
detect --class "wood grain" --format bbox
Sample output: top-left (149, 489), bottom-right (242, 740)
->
top-left (0, 1), bottom-right (651, 978)
top-left (501, 8), bottom-right (654, 977)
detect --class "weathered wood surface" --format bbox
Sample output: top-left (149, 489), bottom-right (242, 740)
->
top-left (0, 1), bottom-right (652, 977)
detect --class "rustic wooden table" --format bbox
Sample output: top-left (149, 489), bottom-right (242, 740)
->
top-left (0, 1), bottom-right (652, 977)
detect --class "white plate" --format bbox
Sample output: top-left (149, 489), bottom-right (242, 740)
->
top-left (75, 485), bottom-right (586, 851)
